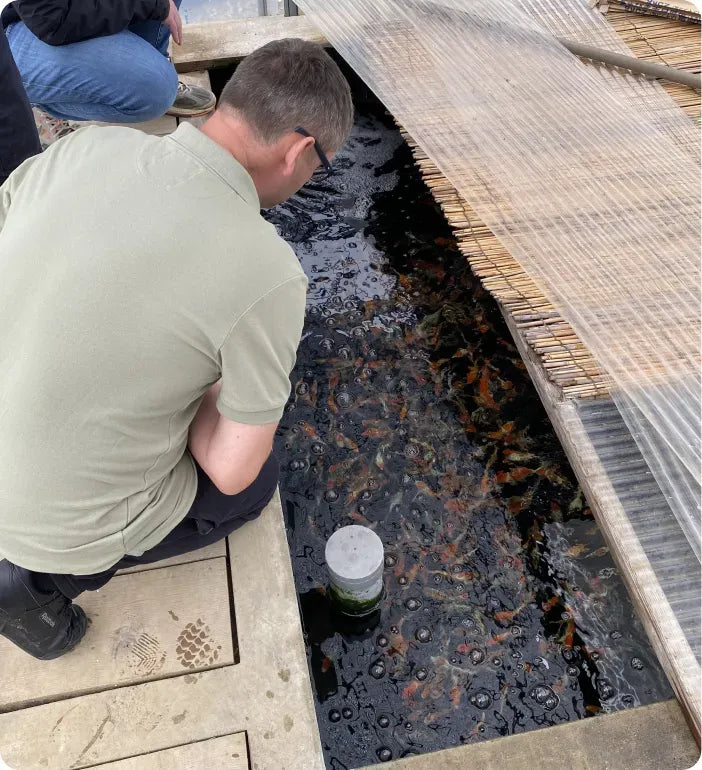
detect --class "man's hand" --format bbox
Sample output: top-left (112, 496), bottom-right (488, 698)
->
top-left (165, 0), bottom-right (182, 46)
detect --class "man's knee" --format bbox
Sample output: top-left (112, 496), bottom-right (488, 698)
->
top-left (120, 57), bottom-right (177, 122)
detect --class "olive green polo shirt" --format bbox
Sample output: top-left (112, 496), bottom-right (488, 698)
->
top-left (0, 123), bottom-right (307, 574)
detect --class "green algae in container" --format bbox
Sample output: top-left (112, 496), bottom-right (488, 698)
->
top-left (325, 525), bottom-right (384, 617)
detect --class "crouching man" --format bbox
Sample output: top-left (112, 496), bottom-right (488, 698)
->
top-left (0, 38), bottom-right (353, 659)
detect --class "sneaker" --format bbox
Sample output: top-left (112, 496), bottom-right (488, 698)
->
top-left (32, 107), bottom-right (77, 150)
top-left (167, 81), bottom-right (216, 118)
top-left (0, 562), bottom-right (88, 660)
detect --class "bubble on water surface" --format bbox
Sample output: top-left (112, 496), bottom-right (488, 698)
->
top-left (377, 747), bottom-right (392, 762)
top-left (335, 392), bottom-right (352, 408)
top-left (370, 662), bottom-right (386, 679)
top-left (469, 648), bottom-right (485, 665)
top-left (531, 685), bottom-right (559, 711)
top-left (597, 678), bottom-right (616, 701)
top-left (469, 690), bottom-right (491, 709)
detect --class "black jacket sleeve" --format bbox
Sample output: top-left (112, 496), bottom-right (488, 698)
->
top-left (0, 29), bottom-right (40, 186)
top-left (3, 0), bottom-right (170, 46)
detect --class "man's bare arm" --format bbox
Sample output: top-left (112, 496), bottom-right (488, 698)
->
top-left (188, 383), bottom-right (277, 495)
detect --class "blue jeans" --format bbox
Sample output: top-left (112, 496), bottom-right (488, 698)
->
top-left (6, 7), bottom-right (180, 123)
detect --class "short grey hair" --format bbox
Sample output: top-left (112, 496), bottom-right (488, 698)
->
top-left (219, 38), bottom-right (354, 155)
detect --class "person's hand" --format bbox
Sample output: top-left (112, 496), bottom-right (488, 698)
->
top-left (165, 0), bottom-right (182, 46)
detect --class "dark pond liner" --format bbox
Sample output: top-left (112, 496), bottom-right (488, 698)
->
top-left (266, 102), bottom-right (672, 769)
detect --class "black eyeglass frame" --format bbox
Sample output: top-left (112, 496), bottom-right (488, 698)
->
top-left (294, 126), bottom-right (333, 178)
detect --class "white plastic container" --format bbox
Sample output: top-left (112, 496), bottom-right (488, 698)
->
top-left (325, 525), bottom-right (384, 616)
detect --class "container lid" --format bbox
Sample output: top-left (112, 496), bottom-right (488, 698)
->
top-left (325, 525), bottom-right (385, 590)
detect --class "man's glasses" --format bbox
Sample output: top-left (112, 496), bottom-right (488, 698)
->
top-left (294, 126), bottom-right (333, 179)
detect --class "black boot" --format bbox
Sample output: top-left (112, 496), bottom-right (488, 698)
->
top-left (0, 561), bottom-right (87, 660)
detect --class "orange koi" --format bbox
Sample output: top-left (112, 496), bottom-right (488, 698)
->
top-left (402, 681), bottom-right (420, 699)
top-left (564, 619), bottom-right (575, 648)
top-left (414, 480), bottom-right (436, 497)
top-left (444, 498), bottom-right (466, 514)
top-left (588, 546), bottom-right (610, 558)
top-left (362, 426), bottom-right (389, 439)
top-left (495, 608), bottom-right (519, 624)
top-left (478, 369), bottom-right (497, 409)
top-left (543, 595), bottom-right (560, 612)
top-left (487, 420), bottom-right (515, 439)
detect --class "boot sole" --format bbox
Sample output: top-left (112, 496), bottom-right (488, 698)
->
top-left (166, 104), bottom-right (216, 118)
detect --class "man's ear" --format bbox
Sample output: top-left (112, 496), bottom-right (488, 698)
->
top-left (283, 134), bottom-right (314, 176)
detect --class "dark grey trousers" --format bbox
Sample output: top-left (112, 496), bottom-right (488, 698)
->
top-left (8, 454), bottom-right (279, 603)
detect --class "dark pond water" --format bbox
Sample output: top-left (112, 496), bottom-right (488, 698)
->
top-left (266, 103), bottom-right (671, 768)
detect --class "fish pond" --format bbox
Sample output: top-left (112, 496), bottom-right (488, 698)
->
top-left (266, 99), bottom-right (671, 768)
